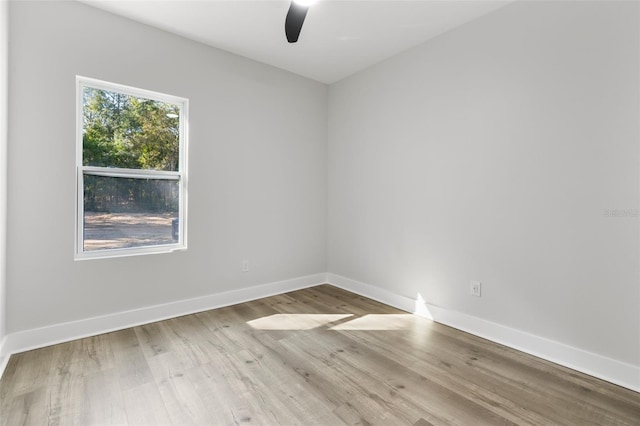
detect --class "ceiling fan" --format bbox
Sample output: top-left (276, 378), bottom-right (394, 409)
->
top-left (285, 0), bottom-right (317, 43)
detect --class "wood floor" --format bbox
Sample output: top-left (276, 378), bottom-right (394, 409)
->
top-left (1, 285), bottom-right (639, 425)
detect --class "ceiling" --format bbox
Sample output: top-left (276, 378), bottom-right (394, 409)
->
top-left (81, 0), bottom-right (512, 84)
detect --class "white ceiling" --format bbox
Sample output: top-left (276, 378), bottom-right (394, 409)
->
top-left (81, 0), bottom-right (512, 84)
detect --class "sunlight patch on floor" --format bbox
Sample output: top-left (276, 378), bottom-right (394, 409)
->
top-left (247, 314), bottom-right (353, 330)
top-left (330, 314), bottom-right (418, 331)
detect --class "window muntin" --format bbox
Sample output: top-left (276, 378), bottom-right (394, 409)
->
top-left (76, 77), bottom-right (188, 259)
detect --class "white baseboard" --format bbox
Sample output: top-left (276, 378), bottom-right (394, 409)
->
top-left (0, 272), bottom-right (327, 378)
top-left (327, 273), bottom-right (640, 393)
top-left (0, 335), bottom-right (8, 380)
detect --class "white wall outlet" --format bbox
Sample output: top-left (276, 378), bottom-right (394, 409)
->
top-left (242, 259), bottom-right (249, 273)
top-left (471, 281), bottom-right (482, 297)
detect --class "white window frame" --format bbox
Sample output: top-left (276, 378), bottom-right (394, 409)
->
top-left (75, 76), bottom-right (188, 260)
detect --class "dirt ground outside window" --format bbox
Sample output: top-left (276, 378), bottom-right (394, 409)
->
top-left (83, 212), bottom-right (177, 251)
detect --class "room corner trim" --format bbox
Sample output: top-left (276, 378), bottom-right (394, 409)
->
top-left (326, 273), bottom-right (640, 393)
top-left (0, 335), bottom-right (8, 380)
top-left (0, 272), bottom-right (328, 371)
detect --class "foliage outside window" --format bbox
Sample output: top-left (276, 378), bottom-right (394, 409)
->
top-left (76, 77), bottom-right (188, 259)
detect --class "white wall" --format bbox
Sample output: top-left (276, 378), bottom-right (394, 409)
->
top-left (0, 0), bottom-right (8, 359)
top-left (6, 1), bottom-right (327, 333)
top-left (328, 0), bottom-right (639, 367)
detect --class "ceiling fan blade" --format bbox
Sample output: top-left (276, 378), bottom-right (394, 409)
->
top-left (285, 2), bottom-right (309, 43)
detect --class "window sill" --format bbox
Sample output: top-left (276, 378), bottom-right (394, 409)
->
top-left (75, 243), bottom-right (187, 261)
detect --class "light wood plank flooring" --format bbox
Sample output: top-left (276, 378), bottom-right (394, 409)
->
top-left (1, 285), bottom-right (639, 425)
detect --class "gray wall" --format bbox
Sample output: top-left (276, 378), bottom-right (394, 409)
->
top-left (7, 1), bottom-right (327, 332)
top-left (328, 1), bottom-right (639, 365)
top-left (0, 0), bottom-right (8, 349)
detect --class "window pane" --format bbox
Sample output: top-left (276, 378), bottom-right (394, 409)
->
top-left (83, 174), bottom-right (179, 251)
top-left (82, 87), bottom-right (180, 171)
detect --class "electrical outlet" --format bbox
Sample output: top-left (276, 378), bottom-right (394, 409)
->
top-left (242, 260), bottom-right (249, 273)
top-left (471, 281), bottom-right (482, 297)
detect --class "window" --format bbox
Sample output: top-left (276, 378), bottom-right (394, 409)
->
top-left (76, 77), bottom-right (188, 259)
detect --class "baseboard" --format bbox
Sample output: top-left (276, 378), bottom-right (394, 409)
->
top-left (0, 335), bottom-right (8, 380)
top-left (0, 272), bottom-right (328, 372)
top-left (327, 273), bottom-right (640, 393)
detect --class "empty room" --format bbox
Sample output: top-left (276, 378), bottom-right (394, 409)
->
top-left (0, 0), bottom-right (639, 424)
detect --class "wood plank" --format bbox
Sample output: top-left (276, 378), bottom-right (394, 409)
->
top-left (122, 382), bottom-right (171, 426)
top-left (81, 370), bottom-right (128, 426)
top-left (108, 328), bottom-right (155, 391)
top-left (1, 388), bottom-right (50, 426)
